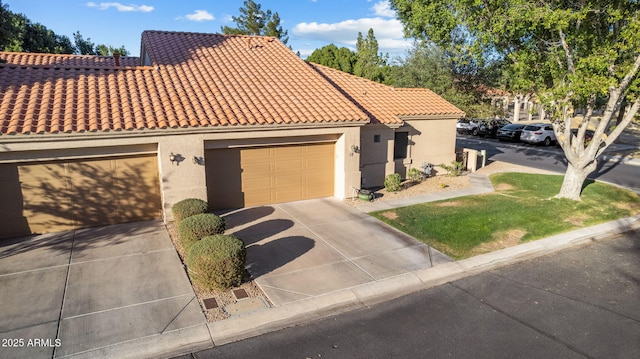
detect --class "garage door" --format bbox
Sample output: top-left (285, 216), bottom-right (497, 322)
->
top-left (206, 143), bottom-right (334, 210)
top-left (0, 154), bottom-right (162, 239)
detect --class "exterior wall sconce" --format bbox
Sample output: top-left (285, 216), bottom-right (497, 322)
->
top-left (350, 145), bottom-right (360, 156)
top-left (169, 152), bottom-right (185, 165)
top-left (192, 156), bottom-right (204, 165)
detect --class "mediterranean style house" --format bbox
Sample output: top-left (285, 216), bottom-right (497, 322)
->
top-left (0, 31), bottom-right (463, 239)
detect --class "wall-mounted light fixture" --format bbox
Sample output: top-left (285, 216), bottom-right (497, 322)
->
top-left (169, 153), bottom-right (185, 165)
top-left (350, 145), bottom-right (360, 156)
top-left (192, 156), bottom-right (204, 165)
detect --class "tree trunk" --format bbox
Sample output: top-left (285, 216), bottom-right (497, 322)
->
top-left (555, 161), bottom-right (596, 201)
top-left (538, 104), bottom-right (545, 121)
top-left (513, 95), bottom-right (521, 122)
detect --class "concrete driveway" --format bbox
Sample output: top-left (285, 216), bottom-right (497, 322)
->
top-left (0, 220), bottom-right (211, 359)
top-left (221, 197), bottom-right (452, 306)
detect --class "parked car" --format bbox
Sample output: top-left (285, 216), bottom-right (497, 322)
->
top-left (520, 123), bottom-right (556, 146)
top-left (478, 119), bottom-right (511, 138)
top-left (456, 118), bottom-right (481, 135)
top-left (557, 129), bottom-right (596, 147)
top-left (496, 123), bottom-right (526, 142)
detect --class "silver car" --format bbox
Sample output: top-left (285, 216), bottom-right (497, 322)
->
top-left (520, 123), bottom-right (556, 146)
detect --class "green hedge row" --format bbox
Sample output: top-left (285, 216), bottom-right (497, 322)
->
top-left (172, 198), bottom-right (209, 226)
top-left (177, 213), bottom-right (226, 253)
top-left (172, 198), bottom-right (245, 291)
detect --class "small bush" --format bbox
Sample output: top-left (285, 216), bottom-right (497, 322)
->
top-left (187, 234), bottom-right (246, 291)
top-left (384, 173), bottom-right (402, 192)
top-left (178, 213), bottom-right (226, 252)
top-left (440, 161), bottom-right (464, 176)
top-left (407, 168), bottom-right (424, 183)
top-left (172, 198), bottom-right (209, 226)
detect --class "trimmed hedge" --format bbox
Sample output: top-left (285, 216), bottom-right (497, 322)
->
top-left (187, 234), bottom-right (246, 291)
top-left (407, 168), bottom-right (424, 183)
top-left (384, 173), bottom-right (402, 192)
top-left (172, 198), bottom-right (209, 226)
top-left (177, 213), bottom-right (226, 253)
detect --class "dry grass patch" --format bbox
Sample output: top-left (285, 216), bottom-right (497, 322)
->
top-left (436, 201), bottom-right (462, 207)
top-left (564, 214), bottom-right (589, 226)
top-left (495, 183), bottom-right (515, 191)
top-left (614, 201), bottom-right (640, 211)
top-left (471, 229), bottom-right (527, 255)
top-left (381, 211), bottom-right (398, 220)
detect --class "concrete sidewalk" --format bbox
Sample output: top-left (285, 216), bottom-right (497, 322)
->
top-left (353, 172), bottom-right (495, 213)
top-left (206, 170), bottom-right (640, 346)
top-left (0, 221), bottom-right (212, 359)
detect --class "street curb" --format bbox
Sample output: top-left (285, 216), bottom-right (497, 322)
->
top-left (206, 214), bottom-right (640, 347)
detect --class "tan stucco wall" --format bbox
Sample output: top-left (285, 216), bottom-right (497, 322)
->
top-left (0, 125), bottom-right (362, 223)
top-left (359, 125), bottom-right (394, 188)
top-left (402, 117), bottom-right (458, 176)
top-left (359, 117), bottom-right (458, 187)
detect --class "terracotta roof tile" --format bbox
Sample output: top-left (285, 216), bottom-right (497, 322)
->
top-left (2, 31), bottom-right (463, 137)
top-left (309, 63), bottom-right (465, 124)
top-left (0, 51), bottom-right (139, 68)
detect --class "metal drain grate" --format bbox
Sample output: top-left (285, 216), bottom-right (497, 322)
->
top-left (232, 288), bottom-right (248, 300)
top-left (203, 297), bottom-right (218, 310)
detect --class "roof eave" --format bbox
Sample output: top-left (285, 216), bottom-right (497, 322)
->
top-left (0, 120), bottom-right (370, 144)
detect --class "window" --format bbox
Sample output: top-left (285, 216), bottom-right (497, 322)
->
top-left (394, 132), bottom-right (408, 159)
top-left (373, 134), bottom-right (381, 143)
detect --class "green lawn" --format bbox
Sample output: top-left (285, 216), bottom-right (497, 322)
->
top-left (371, 173), bottom-right (640, 260)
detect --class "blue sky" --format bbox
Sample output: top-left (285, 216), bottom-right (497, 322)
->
top-left (4, 0), bottom-right (413, 58)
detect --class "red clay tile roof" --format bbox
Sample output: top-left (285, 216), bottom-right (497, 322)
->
top-left (309, 63), bottom-right (465, 125)
top-left (0, 52), bottom-right (139, 68)
top-left (0, 31), bottom-right (368, 136)
top-left (0, 31), bottom-right (464, 137)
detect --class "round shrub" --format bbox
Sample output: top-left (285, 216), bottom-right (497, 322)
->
top-left (384, 173), bottom-right (402, 192)
top-left (407, 168), bottom-right (424, 183)
top-left (172, 198), bottom-right (209, 226)
top-left (177, 213), bottom-right (226, 253)
top-left (187, 234), bottom-right (246, 291)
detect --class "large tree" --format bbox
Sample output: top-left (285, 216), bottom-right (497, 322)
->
top-left (389, 42), bottom-right (493, 117)
top-left (0, 1), bottom-right (126, 55)
top-left (221, 0), bottom-right (289, 44)
top-left (392, 0), bottom-right (640, 200)
top-left (354, 28), bottom-right (389, 83)
top-left (0, 2), bottom-right (74, 54)
top-left (307, 44), bottom-right (356, 74)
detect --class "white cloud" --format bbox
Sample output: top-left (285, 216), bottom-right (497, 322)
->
top-left (371, 1), bottom-right (396, 17)
top-left (293, 17), bottom-right (410, 51)
top-left (86, 2), bottom-right (153, 12)
top-left (185, 10), bottom-right (215, 22)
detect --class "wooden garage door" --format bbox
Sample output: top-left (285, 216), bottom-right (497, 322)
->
top-left (0, 154), bottom-right (162, 239)
top-left (206, 143), bottom-right (334, 210)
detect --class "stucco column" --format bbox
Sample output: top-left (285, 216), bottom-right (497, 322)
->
top-left (335, 127), bottom-right (362, 198)
top-left (385, 135), bottom-right (396, 178)
top-left (158, 134), bottom-right (208, 222)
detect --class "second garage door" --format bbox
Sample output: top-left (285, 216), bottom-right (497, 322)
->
top-left (0, 154), bottom-right (162, 239)
top-left (206, 143), bottom-right (334, 210)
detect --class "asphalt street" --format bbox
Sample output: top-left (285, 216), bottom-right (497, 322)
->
top-left (456, 135), bottom-right (640, 193)
top-left (183, 227), bottom-right (640, 359)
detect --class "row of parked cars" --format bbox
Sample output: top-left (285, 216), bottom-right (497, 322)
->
top-left (456, 118), bottom-right (559, 146)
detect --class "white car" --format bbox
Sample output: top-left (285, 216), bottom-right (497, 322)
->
top-left (520, 123), bottom-right (556, 146)
top-left (456, 118), bottom-right (481, 135)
